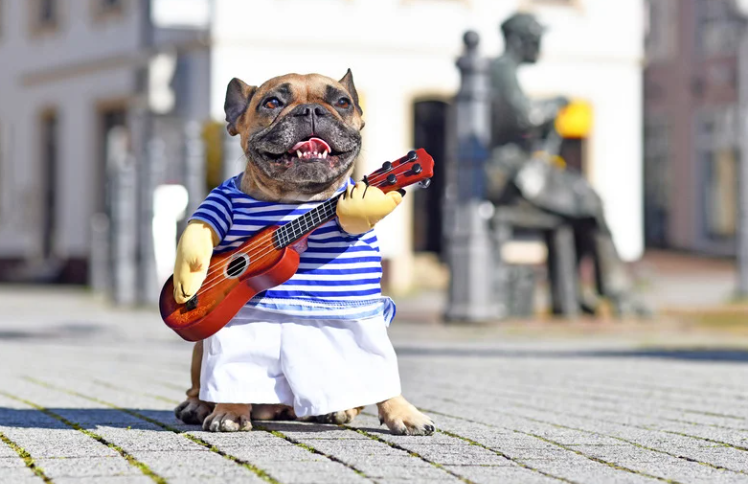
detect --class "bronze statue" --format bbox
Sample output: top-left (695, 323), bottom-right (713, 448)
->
top-left (486, 13), bottom-right (646, 317)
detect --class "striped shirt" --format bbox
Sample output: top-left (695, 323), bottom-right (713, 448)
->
top-left (189, 174), bottom-right (395, 323)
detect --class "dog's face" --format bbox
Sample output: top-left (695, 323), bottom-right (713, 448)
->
top-left (224, 70), bottom-right (364, 201)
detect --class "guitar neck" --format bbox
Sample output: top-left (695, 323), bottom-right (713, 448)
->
top-left (272, 197), bottom-right (340, 249)
top-left (271, 148), bottom-right (435, 249)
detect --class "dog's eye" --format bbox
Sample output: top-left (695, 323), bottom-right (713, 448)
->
top-left (336, 98), bottom-right (351, 109)
top-left (263, 97), bottom-right (282, 109)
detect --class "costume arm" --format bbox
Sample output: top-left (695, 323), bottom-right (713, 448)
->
top-left (173, 188), bottom-right (233, 304)
top-left (173, 221), bottom-right (220, 304)
top-left (336, 182), bottom-right (403, 235)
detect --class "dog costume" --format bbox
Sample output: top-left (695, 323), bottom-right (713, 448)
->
top-left (188, 174), bottom-right (401, 417)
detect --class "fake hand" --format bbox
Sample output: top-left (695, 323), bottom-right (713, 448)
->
top-left (173, 221), bottom-right (219, 304)
top-left (336, 182), bottom-right (403, 235)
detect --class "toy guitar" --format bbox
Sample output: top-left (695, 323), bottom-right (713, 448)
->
top-left (159, 149), bottom-right (434, 342)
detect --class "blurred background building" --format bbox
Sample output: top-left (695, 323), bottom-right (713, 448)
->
top-left (0, 0), bottom-right (645, 298)
top-left (643, 0), bottom-right (743, 257)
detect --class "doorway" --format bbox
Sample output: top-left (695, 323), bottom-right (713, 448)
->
top-left (412, 99), bottom-right (448, 257)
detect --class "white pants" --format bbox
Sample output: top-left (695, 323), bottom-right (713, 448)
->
top-left (199, 306), bottom-right (402, 418)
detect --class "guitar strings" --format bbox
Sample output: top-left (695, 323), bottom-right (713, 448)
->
top-left (186, 161), bottom-right (423, 300)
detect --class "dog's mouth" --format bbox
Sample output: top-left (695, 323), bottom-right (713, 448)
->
top-left (263, 137), bottom-right (350, 164)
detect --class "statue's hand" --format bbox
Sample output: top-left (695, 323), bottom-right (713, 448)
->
top-left (554, 96), bottom-right (570, 109)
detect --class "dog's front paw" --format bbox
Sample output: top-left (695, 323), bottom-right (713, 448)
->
top-left (175, 397), bottom-right (214, 425)
top-left (377, 396), bottom-right (435, 436)
top-left (307, 407), bottom-right (364, 425)
top-left (203, 404), bottom-right (252, 432)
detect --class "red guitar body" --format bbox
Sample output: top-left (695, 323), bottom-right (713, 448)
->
top-left (159, 227), bottom-right (303, 342)
top-left (159, 148), bottom-right (434, 342)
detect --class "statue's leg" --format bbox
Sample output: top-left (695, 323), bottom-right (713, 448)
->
top-left (591, 231), bottom-right (631, 299)
top-left (572, 221), bottom-right (600, 315)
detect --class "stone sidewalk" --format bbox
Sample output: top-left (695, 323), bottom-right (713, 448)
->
top-left (1, 287), bottom-right (748, 483)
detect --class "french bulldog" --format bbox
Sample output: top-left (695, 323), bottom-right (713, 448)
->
top-left (172, 70), bottom-right (434, 436)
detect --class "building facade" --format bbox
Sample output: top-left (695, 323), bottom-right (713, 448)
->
top-left (0, 0), bottom-right (645, 295)
top-left (644, 0), bottom-right (742, 256)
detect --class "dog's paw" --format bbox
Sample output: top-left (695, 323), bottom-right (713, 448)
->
top-left (203, 404), bottom-right (252, 432)
top-left (308, 407), bottom-right (364, 425)
top-left (174, 397), bottom-right (214, 425)
top-left (377, 396), bottom-right (435, 436)
top-left (251, 404), bottom-right (297, 421)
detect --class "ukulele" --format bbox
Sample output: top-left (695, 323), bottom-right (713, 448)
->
top-left (159, 148), bottom-right (434, 342)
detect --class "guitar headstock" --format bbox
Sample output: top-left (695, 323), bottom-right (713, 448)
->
top-left (364, 148), bottom-right (435, 193)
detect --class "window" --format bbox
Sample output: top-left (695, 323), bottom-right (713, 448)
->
top-left (695, 0), bottom-right (741, 57)
top-left (92, 0), bottom-right (124, 20)
top-left (38, 0), bottom-right (57, 27)
top-left (645, 0), bottom-right (677, 63)
top-left (40, 110), bottom-right (58, 259)
top-left (696, 107), bottom-right (739, 240)
top-left (30, 0), bottom-right (60, 35)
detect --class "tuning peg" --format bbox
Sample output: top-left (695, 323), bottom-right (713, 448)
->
top-left (386, 174), bottom-right (397, 185)
top-left (381, 161), bottom-right (392, 172)
top-left (406, 150), bottom-right (418, 162)
top-left (419, 179), bottom-right (431, 189)
top-left (412, 163), bottom-right (422, 175)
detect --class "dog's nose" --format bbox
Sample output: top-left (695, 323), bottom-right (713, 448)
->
top-left (293, 103), bottom-right (329, 118)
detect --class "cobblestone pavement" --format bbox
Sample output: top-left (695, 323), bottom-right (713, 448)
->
top-left (1, 288), bottom-right (748, 484)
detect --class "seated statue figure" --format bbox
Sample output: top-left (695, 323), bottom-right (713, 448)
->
top-left (485, 12), bottom-right (646, 317)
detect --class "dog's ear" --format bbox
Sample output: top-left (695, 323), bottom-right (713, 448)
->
top-left (224, 78), bottom-right (257, 136)
top-left (339, 69), bottom-right (363, 116)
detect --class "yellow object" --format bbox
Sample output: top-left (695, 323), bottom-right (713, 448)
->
top-left (555, 100), bottom-right (593, 139)
top-left (532, 151), bottom-right (567, 170)
top-left (173, 221), bottom-right (219, 304)
top-left (336, 182), bottom-right (403, 235)
top-left (550, 155), bottom-right (566, 169)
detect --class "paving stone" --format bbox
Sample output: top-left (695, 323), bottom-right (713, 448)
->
top-left (443, 465), bottom-right (573, 484)
top-left (0, 465), bottom-right (40, 483)
top-left (53, 477), bottom-right (155, 484)
top-left (0, 456), bottom-right (26, 469)
top-left (33, 456), bottom-right (143, 478)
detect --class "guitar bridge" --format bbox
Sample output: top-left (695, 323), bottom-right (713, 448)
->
top-left (185, 296), bottom-right (198, 311)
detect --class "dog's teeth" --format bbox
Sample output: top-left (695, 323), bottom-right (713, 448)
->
top-left (322, 150), bottom-right (328, 159)
top-left (313, 151), bottom-right (318, 157)
top-left (296, 150), bottom-right (302, 159)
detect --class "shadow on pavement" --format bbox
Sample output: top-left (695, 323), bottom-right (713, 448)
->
top-left (395, 346), bottom-right (748, 363)
top-left (0, 408), bottom-right (387, 433)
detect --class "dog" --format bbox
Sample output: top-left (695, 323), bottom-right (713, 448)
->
top-left (172, 70), bottom-right (434, 436)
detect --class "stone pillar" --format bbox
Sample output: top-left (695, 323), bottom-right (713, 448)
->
top-left (444, 31), bottom-right (499, 322)
top-left (737, 15), bottom-right (748, 297)
top-left (184, 120), bottom-right (206, 218)
top-left (222, 128), bottom-right (245, 181)
top-left (88, 213), bottom-right (110, 298)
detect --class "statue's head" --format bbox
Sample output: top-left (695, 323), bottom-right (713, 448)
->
top-left (500, 13), bottom-right (545, 64)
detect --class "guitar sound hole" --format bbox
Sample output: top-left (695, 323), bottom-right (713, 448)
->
top-left (226, 254), bottom-right (249, 278)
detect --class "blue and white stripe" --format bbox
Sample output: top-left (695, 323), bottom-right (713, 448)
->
top-left (189, 174), bottom-right (395, 324)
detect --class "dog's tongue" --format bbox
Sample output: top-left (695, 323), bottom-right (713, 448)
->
top-left (289, 137), bottom-right (331, 154)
